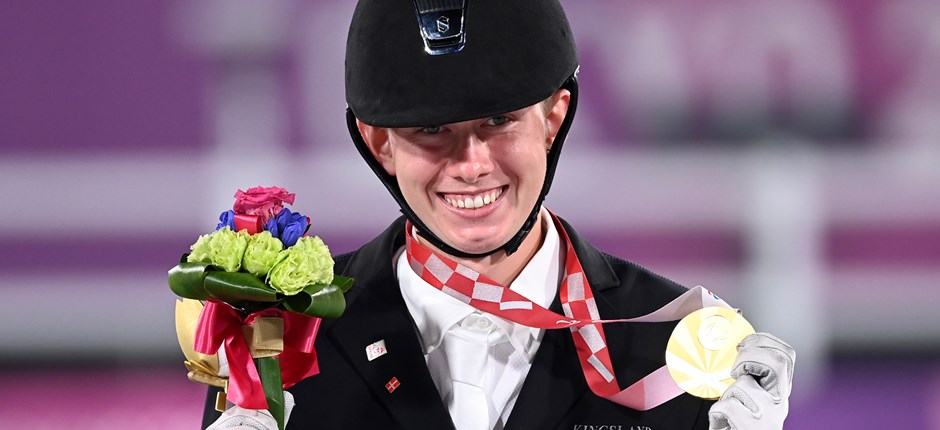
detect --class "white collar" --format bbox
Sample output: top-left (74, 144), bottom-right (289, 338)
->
top-left (398, 208), bottom-right (562, 361)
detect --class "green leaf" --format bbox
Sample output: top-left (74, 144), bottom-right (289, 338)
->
top-left (332, 275), bottom-right (355, 293)
top-left (257, 357), bottom-right (285, 430)
top-left (167, 261), bottom-right (212, 300)
top-left (204, 271), bottom-right (279, 303)
top-left (282, 284), bottom-right (346, 318)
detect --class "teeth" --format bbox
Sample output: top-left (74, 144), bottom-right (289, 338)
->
top-left (445, 188), bottom-right (503, 210)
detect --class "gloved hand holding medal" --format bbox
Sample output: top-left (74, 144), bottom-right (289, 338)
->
top-left (666, 307), bottom-right (796, 430)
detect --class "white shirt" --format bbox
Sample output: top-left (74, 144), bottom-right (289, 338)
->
top-left (397, 209), bottom-right (562, 430)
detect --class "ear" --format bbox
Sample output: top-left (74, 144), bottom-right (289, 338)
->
top-left (357, 120), bottom-right (396, 176)
top-left (544, 89), bottom-right (571, 150)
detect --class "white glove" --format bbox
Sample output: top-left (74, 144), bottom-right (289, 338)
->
top-left (206, 391), bottom-right (295, 430)
top-left (708, 333), bottom-right (795, 430)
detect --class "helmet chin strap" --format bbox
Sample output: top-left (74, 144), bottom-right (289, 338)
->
top-left (348, 76), bottom-right (579, 260)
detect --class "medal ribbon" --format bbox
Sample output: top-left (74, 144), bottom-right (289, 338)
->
top-left (404, 213), bottom-right (729, 410)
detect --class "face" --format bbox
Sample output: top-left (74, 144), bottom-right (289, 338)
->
top-left (361, 91), bottom-right (570, 255)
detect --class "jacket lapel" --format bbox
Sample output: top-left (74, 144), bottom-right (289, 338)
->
top-left (505, 217), bottom-right (622, 429)
top-left (328, 218), bottom-right (455, 430)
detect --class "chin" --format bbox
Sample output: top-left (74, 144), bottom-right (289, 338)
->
top-left (429, 213), bottom-right (524, 255)
top-left (455, 242), bottom-right (501, 256)
top-left (444, 236), bottom-right (494, 254)
top-left (445, 230), bottom-right (514, 256)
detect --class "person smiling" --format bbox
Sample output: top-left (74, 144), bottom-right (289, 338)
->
top-left (203, 1), bottom-right (795, 429)
top-left (357, 95), bottom-right (569, 286)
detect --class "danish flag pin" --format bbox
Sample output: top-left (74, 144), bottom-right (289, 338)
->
top-left (385, 377), bottom-right (401, 393)
top-left (366, 339), bottom-right (388, 361)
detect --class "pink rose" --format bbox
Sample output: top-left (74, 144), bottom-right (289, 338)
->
top-left (233, 186), bottom-right (296, 224)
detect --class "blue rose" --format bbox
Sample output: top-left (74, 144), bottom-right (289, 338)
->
top-left (216, 210), bottom-right (236, 231)
top-left (265, 208), bottom-right (309, 247)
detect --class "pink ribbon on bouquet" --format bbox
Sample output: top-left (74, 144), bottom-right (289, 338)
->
top-left (194, 300), bottom-right (322, 409)
top-left (234, 214), bottom-right (264, 235)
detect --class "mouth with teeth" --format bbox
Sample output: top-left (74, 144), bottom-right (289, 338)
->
top-left (441, 187), bottom-right (505, 210)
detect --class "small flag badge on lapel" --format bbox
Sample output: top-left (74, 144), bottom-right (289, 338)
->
top-left (385, 377), bottom-right (401, 393)
top-left (366, 339), bottom-right (388, 361)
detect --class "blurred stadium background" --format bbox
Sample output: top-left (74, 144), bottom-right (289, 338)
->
top-left (1, 0), bottom-right (938, 428)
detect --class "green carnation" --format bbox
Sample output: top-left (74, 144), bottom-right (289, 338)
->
top-left (186, 227), bottom-right (249, 272)
top-left (268, 236), bottom-right (334, 296)
top-left (242, 230), bottom-right (284, 277)
top-left (187, 232), bottom-right (214, 264)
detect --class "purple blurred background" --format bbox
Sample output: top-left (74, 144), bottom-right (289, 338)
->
top-left (1, 0), bottom-right (939, 428)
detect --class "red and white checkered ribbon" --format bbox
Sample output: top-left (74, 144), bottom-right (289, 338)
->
top-left (404, 213), bottom-right (730, 410)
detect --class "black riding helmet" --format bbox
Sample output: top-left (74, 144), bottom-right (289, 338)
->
top-left (345, 0), bottom-right (579, 258)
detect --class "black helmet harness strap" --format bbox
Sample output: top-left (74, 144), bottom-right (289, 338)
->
top-left (347, 75), bottom-right (579, 259)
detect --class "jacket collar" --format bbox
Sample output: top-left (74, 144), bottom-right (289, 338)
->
top-left (556, 216), bottom-right (620, 291)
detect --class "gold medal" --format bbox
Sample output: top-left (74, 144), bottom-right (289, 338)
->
top-left (666, 306), bottom-right (755, 399)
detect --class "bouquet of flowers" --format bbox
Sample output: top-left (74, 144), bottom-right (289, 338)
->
top-left (169, 186), bottom-right (352, 430)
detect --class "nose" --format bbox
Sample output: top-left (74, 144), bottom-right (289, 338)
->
top-left (448, 134), bottom-right (494, 184)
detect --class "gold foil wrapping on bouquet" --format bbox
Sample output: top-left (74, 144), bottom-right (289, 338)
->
top-left (175, 299), bottom-right (286, 388)
top-left (243, 316), bottom-right (284, 358)
top-left (175, 299), bottom-right (226, 388)
top-left (665, 307), bottom-right (755, 400)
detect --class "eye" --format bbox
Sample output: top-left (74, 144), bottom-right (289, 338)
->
top-left (487, 115), bottom-right (509, 126)
top-left (421, 125), bottom-right (443, 134)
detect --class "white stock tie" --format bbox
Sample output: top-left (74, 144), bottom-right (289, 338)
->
top-left (434, 313), bottom-right (506, 430)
